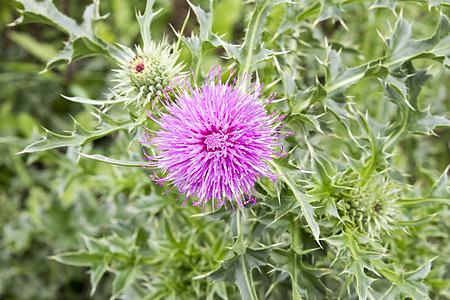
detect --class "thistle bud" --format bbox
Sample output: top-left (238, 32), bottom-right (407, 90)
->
top-left (337, 175), bottom-right (399, 239)
top-left (112, 41), bottom-right (185, 114)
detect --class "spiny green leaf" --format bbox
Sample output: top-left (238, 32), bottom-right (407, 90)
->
top-left (186, 0), bottom-right (218, 44)
top-left (318, 14), bottom-right (449, 104)
top-left (271, 160), bottom-right (321, 246)
top-left (137, 0), bottom-right (162, 51)
top-left (370, 0), bottom-right (398, 12)
top-left (326, 49), bottom-right (365, 98)
top-left (327, 232), bottom-right (382, 300)
top-left (395, 62), bottom-right (431, 110)
top-left (209, 248), bottom-right (271, 300)
top-left (405, 259), bottom-right (435, 281)
top-left (316, 0), bottom-right (345, 25)
top-left (385, 14), bottom-right (450, 68)
top-left (19, 114), bottom-right (131, 153)
top-left (270, 248), bottom-right (327, 299)
top-left (385, 63), bottom-right (450, 150)
top-left (181, 35), bottom-right (201, 65)
top-left (429, 167), bottom-right (450, 199)
top-left (240, 0), bottom-right (290, 73)
top-left (324, 51), bottom-right (387, 101)
top-left (398, 168), bottom-right (450, 207)
top-left (182, 0), bottom-right (220, 77)
top-left (290, 87), bottom-right (315, 114)
top-left (348, 260), bottom-right (374, 300)
top-left (291, 113), bottom-right (324, 133)
top-left (383, 73), bottom-right (413, 110)
top-left (376, 260), bottom-right (434, 300)
top-left (12, 0), bottom-right (94, 39)
top-left (311, 156), bottom-right (333, 192)
top-left (408, 110), bottom-right (450, 134)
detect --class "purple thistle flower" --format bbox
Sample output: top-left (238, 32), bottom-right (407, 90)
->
top-left (140, 65), bottom-right (291, 213)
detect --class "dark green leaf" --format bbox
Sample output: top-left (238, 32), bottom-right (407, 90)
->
top-left (209, 248), bottom-right (271, 300)
top-left (271, 161), bottom-right (321, 246)
top-left (271, 248), bottom-right (327, 298)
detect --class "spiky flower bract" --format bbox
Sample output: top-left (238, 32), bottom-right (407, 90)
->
top-left (140, 66), bottom-right (290, 213)
top-left (113, 40), bottom-right (184, 113)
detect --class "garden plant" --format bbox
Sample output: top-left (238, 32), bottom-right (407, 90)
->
top-left (0, 0), bottom-right (449, 299)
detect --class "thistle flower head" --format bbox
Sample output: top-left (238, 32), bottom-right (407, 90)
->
top-left (113, 40), bottom-right (185, 112)
top-left (141, 66), bottom-right (291, 213)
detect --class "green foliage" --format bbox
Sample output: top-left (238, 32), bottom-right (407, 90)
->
top-left (1, 0), bottom-right (449, 299)
top-left (11, 0), bottom-right (120, 71)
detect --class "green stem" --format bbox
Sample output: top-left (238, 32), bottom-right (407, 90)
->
top-left (236, 209), bottom-right (242, 238)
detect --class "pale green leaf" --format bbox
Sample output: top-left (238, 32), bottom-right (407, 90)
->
top-left (395, 214), bottom-right (437, 226)
top-left (370, 0), bottom-right (398, 12)
top-left (316, 0), bottom-right (343, 24)
top-left (19, 113), bottom-right (131, 153)
top-left (137, 0), bottom-right (162, 51)
top-left (62, 95), bottom-right (126, 106)
top-left (78, 153), bottom-right (143, 167)
top-left (429, 0), bottom-right (450, 7)
top-left (52, 251), bottom-right (101, 267)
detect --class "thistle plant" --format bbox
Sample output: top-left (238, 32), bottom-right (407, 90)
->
top-left (3, 0), bottom-right (449, 299)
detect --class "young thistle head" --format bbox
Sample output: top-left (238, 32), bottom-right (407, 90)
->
top-left (337, 174), bottom-right (400, 238)
top-left (113, 40), bottom-right (185, 114)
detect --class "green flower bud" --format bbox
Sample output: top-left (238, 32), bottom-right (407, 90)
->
top-left (112, 40), bottom-right (185, 115)
top-left (338, 174), bottom-right (399, 239)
